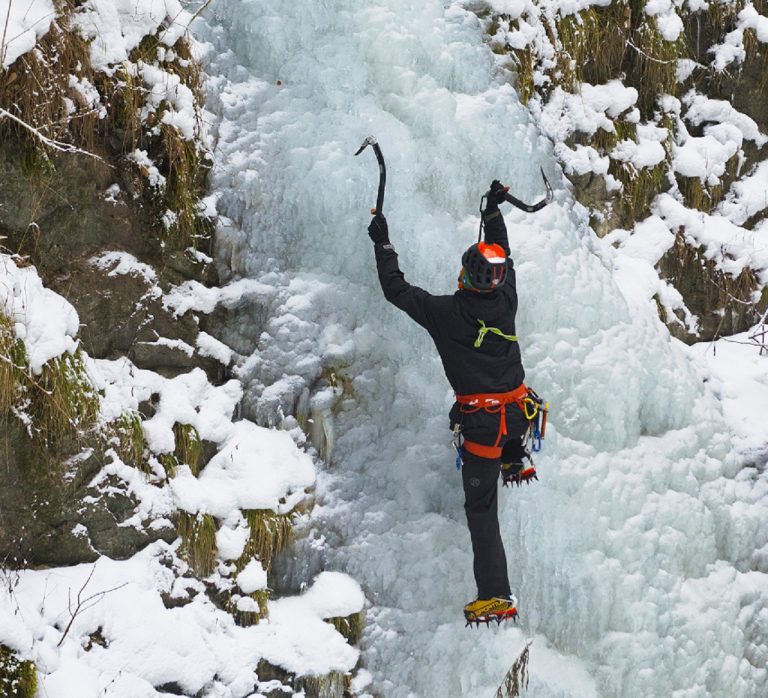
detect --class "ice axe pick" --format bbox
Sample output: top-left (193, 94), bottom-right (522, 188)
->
top-left (355, 135), bottom-right (386, 215)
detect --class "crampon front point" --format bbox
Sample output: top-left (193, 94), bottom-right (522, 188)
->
top-left (501, 463), bottom-right (538, 487)
top-left (464, 597), bottom-right (519, 628)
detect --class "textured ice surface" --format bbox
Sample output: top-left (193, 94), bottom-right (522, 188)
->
top-left (203, 1), bottom-right (768, 696)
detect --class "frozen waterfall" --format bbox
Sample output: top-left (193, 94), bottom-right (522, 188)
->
top-left (202, 1), bottom-right (768, 696)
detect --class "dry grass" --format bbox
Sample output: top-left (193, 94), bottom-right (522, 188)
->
top-left (158, 122), bottom-right (213, 251)
top-left (27, 349), bottom-right (100, 449)
top-left (158, 452), bottom-right (179, 478)
top-left (1, 6), bottom-right (213, 253)
top-left (173, 423), bottom-right (202, 475)
top-left (511, 44), bottom-right (536, 106)
top-left (0, 0), bottom-right (97, 158)
top-left (105, 66), bottom-right (144, 154)
top-left (678, 176), bottom-right (724, 212)
top-left (110, 411), bottom-right (147, 467)
top-left (238, 509), bottom-right (293, 574)
top-left (177, 511), bottom-right (217, 577)
top-left (226, 510), bottom-right (294, 625)
top-left (703, 0), bottom-right (753, 40)
top-left (556, 4), bottom-right (631, 86)
top-left (0, 314), bottom-right (28, 414)
top-left (122, 33), bottom-right (212, 252)
top-left (494, 640), bottom-right (533, 698)
top-left (662, 230), bottom-right (764, 338)
top-left (629, 17), bottom-right (688, 115)
top-left (229, 589), bottom-right (269, 627)
top-left (612, 160), bottom-right (667, 220)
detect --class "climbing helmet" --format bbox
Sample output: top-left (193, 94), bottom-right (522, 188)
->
top-left (459, 242), bottom-right (507, 292)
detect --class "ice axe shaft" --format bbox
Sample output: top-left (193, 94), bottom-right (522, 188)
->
top-left (355, 135), bottom-right (386, 215)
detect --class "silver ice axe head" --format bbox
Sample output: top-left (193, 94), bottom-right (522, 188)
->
top-left (354, 135), bottom-right (378, 156)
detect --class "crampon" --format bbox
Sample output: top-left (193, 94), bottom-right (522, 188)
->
top-left (501, 462), bottom-right (538, 487)
top-left (464, 597), bottom-right (519, 628)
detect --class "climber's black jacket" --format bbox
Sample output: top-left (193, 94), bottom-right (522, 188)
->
top-left (373, 210), bottom-right (528, 446)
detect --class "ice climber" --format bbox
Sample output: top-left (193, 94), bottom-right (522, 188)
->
top-left (368, 180), bottom-right (540, 627)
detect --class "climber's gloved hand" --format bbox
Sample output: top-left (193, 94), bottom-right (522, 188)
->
top-left (486, 179), bottom-right (508, 210)
top-left (368, 214), bottom-right (389, 245)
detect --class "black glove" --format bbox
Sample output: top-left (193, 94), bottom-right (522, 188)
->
top-left (486, 180), bottom-right (508, 210)
top-left (368, 214), bottom-right (389, 245)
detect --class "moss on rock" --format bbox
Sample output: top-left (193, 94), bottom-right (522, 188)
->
top-left (328, 610), bottom-right (365, 646)
top-left (0, 645), bottom-right (37, 698)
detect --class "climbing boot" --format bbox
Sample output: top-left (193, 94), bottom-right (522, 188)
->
top-left (501, 461), bottom-right (537, 487)
top-left (463, 596), bottom-right (518, 627)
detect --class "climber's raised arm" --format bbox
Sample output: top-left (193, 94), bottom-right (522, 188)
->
top-left (369, 214), bottom-right (437, 334)
top-left (481, 180), bottom-right (511, 257)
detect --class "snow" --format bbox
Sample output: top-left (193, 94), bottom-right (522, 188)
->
top-left (170, 420), bottom-right (316, 517)
top-left (0, 544), bottom-right (360, 697)
top-left (236, 559), bottom-right (267, 593)
top-left (91, 250), bottom-right (158, 283)
top-left (196, 330), bottom-right (234, 365)
top-left (688, 331), bottom-right (768, 454)
top-left (73, 0), bottom-right (194, 72)
top-left (605, 215), bottom-right (696, 332)
top-left (683, 90), bottom-right (767, 148)
top-left (718, 160), bottom-right (768, 225)
top-left (611, 122), bottom-right (668, 170)
top-left (163, 277), bottom-right (274, 316)
top-left (538, 82), bottom-right (639, 142)
top-left (709, 2), bottom-right (768, 71)
top-left (673, 126), bottom-right (741, 183)
top-left (301, 571), bottom-right (366, 619)
top-left (0, 0), bottom-right (56, 68)
top-left (653, 193), bottom-right (768, 281)
top-left (0, 253), bottom-right (80, 374)
top-left (129, 149), bottom-right (167, 189)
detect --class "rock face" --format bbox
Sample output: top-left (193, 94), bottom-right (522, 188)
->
top-left (0, 421), bottom-right (175, 566)
top-left (480, 2), bottom-right (768, 343)
top-left (0, 141), bottom-right (219, 567)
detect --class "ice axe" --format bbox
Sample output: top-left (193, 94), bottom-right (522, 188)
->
top-left (478, 167), bottom-right (553, 241)
top-left (355, 135), bottom-right (386, 215)
top-left (482, 167), bottom-right (553, 214)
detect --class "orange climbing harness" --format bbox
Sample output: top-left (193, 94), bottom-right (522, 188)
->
top-left (455, 384), bottom-right (537, 459)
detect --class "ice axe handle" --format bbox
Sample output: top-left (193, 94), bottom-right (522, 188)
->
top-left (355, 136), bottom-right (386, 215)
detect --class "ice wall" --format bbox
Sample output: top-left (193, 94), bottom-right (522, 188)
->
top-left (203, 1), bottom-right (768, 696)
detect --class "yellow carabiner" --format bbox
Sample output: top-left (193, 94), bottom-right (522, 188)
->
top-left (523, 397), bottom-right (539, 421)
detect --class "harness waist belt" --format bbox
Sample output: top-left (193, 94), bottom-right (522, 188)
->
top-left (455, 384), bottom-right (529, 450)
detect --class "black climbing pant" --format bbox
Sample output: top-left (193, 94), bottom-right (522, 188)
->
top-left (461, 448), bottom-right (511, 600)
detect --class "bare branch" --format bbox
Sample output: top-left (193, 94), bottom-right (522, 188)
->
top-left (0, 107), bottom-right (108, 164)
top-left (188, 0), bottom-right (215, 25)
top-left (56, 565), bottom-right (128, 647)
top-left (1, 0), bottom-right (13, 68)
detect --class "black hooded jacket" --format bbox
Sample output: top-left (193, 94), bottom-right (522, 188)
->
top-left (373, 209), bottom-right (527, 446)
